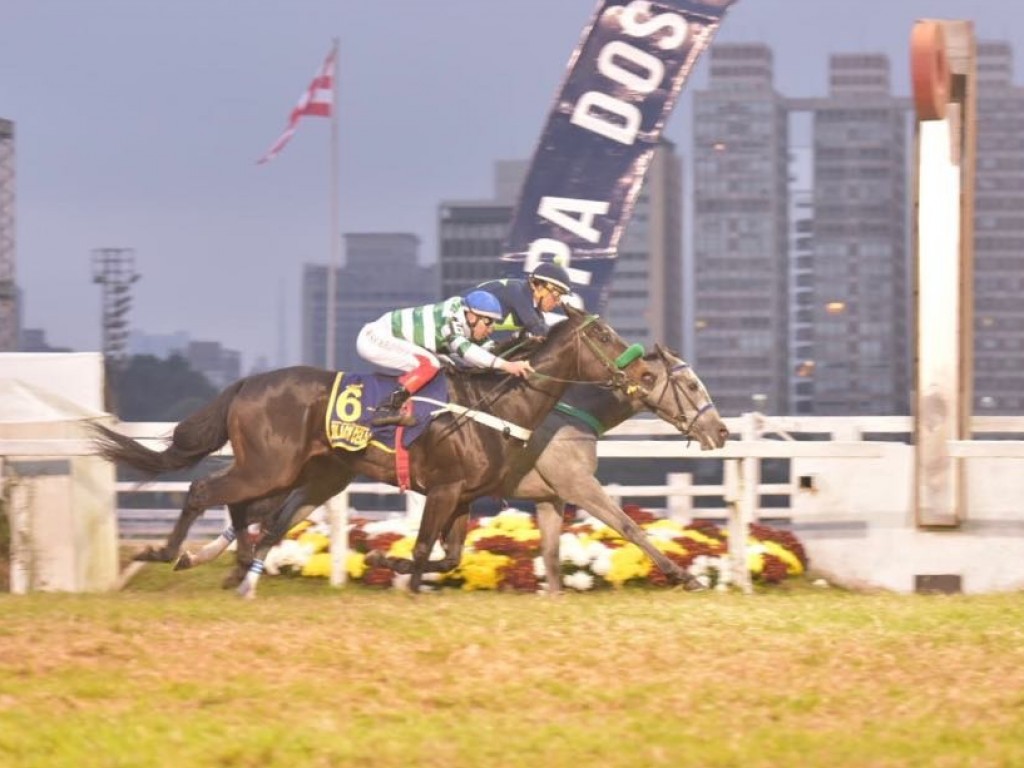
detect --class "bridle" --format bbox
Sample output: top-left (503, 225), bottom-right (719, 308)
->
top-left (437, 313), bottom-right (648, 437)
top-left (640, 353), bottom-right (716, 441)
top-left (530, 314), bottom-right (647, 395)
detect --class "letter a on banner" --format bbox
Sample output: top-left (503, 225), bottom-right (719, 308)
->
top-left (502, 0), bottom-right (738, 313)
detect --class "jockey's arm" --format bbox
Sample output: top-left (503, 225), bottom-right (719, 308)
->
top-left (451, 337), bottom-right (533, 378)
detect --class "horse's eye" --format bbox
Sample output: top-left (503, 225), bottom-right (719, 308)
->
top-left (642, 372), bottom-right (656, 386)
top-left (688, 382), bottom-right (700, 392)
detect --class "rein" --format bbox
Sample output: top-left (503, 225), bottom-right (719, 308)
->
top-left (432, 314), bottom-right (643, 440)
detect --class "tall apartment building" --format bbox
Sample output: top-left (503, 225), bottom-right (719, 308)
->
top-left (973, 41), bottom-right (1024, 414)
top-left (440, 150), bottom-right (683, 352)
top-left (793, 54), bottom-right (909, 415)
top-left (301, 233), bottom-right (437, 369)
top-left (692, 44), bottom-right (790, 416)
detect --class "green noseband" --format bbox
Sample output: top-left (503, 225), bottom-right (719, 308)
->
top-left (614, 343), bottom-right (644, 370)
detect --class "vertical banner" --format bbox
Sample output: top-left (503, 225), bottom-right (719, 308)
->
top-left (503, 0), bottom-right (737, 312)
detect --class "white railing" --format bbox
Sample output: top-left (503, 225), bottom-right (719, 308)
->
top-left (4, 413), bottom-right (1024, 593)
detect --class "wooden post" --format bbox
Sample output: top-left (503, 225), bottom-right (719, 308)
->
top-left (666, 472), bottom-right (693, 522)
top-left (328, 490), bottom-right (349, 588)
top-left (911, 20), bottom-right (976, 527)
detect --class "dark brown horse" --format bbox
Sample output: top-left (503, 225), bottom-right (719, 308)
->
top-left (91, 307), bottom-right (652, 595)
top-left (184, 345), bottom-right (728, 592)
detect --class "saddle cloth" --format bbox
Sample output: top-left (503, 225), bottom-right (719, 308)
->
top-left (325, 371), bottom-right (448, 452)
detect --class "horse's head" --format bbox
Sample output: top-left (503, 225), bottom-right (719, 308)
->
top-left (638, 343), bottom-right (729, 450)
top-left (534, 305), bottom-right (655, 395)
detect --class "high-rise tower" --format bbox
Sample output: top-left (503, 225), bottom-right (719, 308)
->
top-left (0, 119), bottom-right (17, 351)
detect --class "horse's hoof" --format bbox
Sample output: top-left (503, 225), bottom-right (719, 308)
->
top-left (681, 574), bottom-right (709, 593)
top-left (134, 547), bottom-right (171, 563)
top-left (221, 570), bottom-right (245, 590)
top-left (173, 552), bottom-right (193, 571)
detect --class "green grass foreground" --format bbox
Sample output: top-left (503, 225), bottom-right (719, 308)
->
top-left (2, 563), bottom-right (1024, 768)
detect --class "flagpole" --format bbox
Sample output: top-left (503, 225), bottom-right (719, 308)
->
top-left (325, 37), bottom-right (340, 369)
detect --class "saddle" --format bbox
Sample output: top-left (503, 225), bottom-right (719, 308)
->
top-left (325, 371), bottom-right (448, 452)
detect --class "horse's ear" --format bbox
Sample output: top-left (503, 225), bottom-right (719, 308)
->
top-left (654, 341), bottom-right (669, 361)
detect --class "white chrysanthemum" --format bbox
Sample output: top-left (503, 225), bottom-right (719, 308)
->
top-left (533, 555), bottom-right (547, 578)
top-left (589, 546), bottom-right (613, 577)
top-left (263, 539), bottom-right (313, 575)
top-left (496, 507), bottom-right (531, 522)
top-left (363, 518), bottom-right (413, 537)
top-left (560, 535), bottom-right (592, 568)
top-left (586, 540), bottom-right (609, 561)
top-left (564, 570), bottom-right (595, 591)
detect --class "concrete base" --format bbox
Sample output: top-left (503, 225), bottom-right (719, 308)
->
top-left (794, 516), bottom-right (1024, 594)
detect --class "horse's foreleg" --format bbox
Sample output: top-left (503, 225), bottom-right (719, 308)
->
top-left (409, 483), bottom-right (463, 593)
top-left (567, 477), bottom-right (700, 589)
top-left (534, 501), bottom-right (565, 594)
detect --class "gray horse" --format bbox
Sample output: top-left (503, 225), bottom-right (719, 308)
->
top-left (178, 345), bottom-right (728, 592)
top-left (497, 343), bottom-right (728, 592)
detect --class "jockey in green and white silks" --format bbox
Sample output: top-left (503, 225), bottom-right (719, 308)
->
top-left (356, 290), bottom-right (534, 425)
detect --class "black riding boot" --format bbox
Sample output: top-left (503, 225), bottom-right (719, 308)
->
top-left (371, 387), bottom-right (415, 427)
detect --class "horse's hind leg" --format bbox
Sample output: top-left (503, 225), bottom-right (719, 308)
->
top-left (134, 472), bottom-right (229, 563)
top-left (238, 464), bottom-right (355, 599)
top-left (535, 500), bottom-right (565, 594)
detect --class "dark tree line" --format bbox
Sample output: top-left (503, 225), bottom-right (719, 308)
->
top-left (107, 354), bottom-right (220, 421)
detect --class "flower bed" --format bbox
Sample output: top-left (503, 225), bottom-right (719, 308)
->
top-left (264, 504), bottom-right (809, 592)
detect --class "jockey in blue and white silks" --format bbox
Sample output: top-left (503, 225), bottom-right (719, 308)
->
top-left (356, 290), bottom-right (533, 425)
top-left (476, 261), bottom-right (574, 338)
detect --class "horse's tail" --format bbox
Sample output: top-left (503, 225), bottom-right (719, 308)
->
top-left (90, 379), bottom-right (246, 476)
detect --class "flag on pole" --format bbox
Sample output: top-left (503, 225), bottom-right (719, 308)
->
top-left (256, 44), bottom-right (336, 165)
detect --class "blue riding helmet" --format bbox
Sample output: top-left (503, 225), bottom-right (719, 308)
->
top-left (463, 290), bottom-right (503, 320)
top-left (530, 262), bottom-right (572, 294)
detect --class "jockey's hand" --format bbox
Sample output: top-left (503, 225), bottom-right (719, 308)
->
top-left (502, 360), bottom-right (534, 378)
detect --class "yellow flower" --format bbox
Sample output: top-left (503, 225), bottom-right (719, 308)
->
top-left (606, 544), bottom-right (651, 586)
top-left (286, 520), bottom-right (313, 539)
top-left (297, 531), bottom-right (331, 553)
top-left (746, 543), bottom-right (766, 575)
top-left (459, 550), bottom-right (511, 591)
top-left (650, 537), bottom-right (688, 557)
top-left (491, 510), bottom-right (534, 532)
top-left (347, 551), bottom-right (367, 580)
top-left (301, 552), bottom-right (332, 578)
top-left (644, 519), bottom-right (686, 536)
top-left (760, 539), bottom-right (804, 575)
top-left (678, 529), bottom-right (720, 547)
top-left (387, 536), bottom-right (415, 559)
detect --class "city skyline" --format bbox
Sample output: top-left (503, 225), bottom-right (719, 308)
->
top-left (4, 1), bottom-right (1024, 369)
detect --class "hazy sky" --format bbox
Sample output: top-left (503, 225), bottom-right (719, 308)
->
top-left (4, 1), bottom-right (1023, 370)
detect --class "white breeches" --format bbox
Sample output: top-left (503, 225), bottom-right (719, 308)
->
top-left (356, 316), bottom-right (440, 373)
